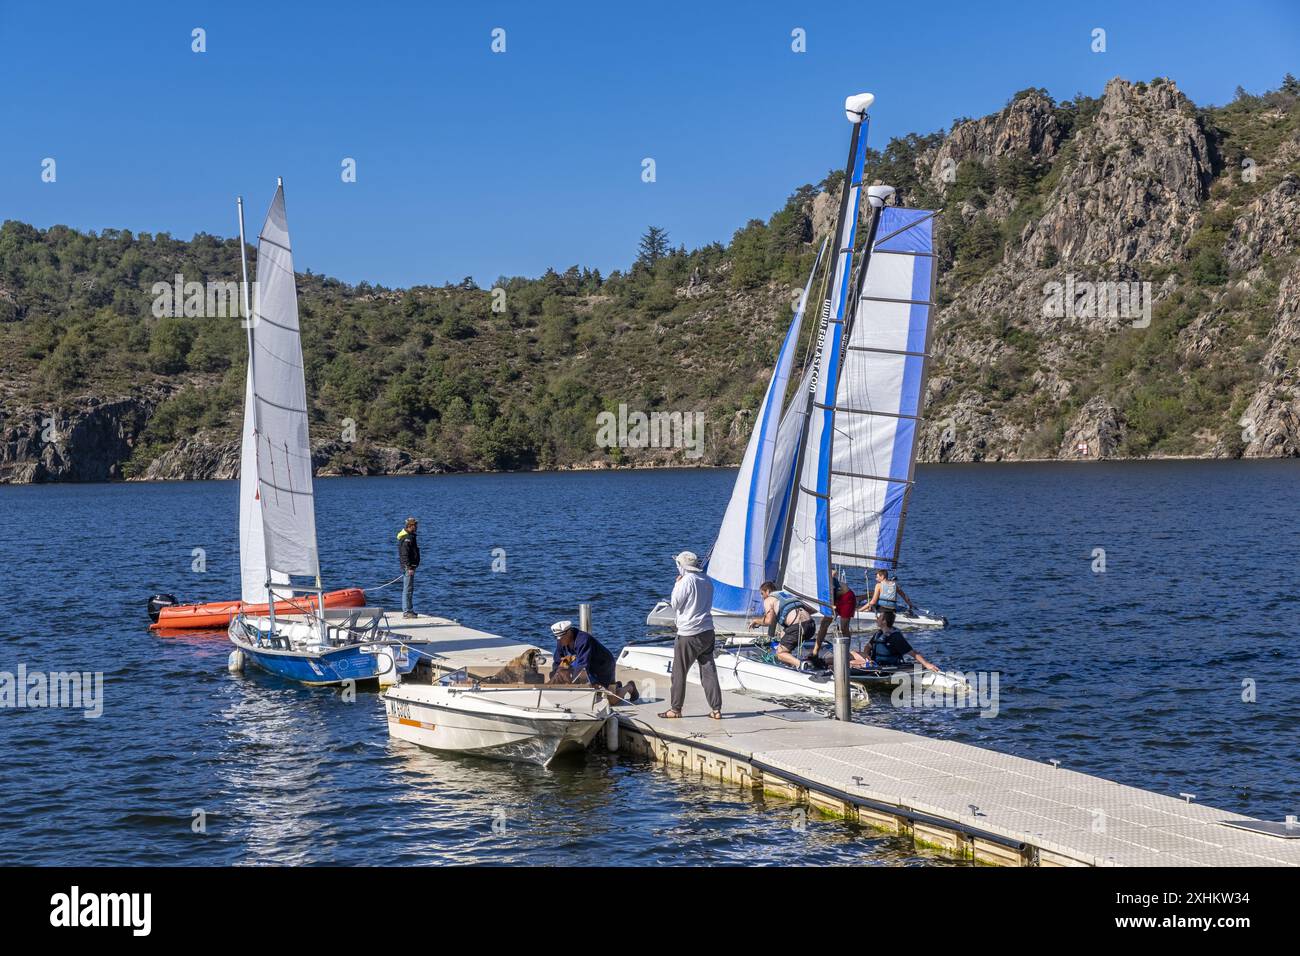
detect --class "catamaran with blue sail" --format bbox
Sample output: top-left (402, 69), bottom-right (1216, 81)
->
top-left (628, 93), bottom-right (962, 699)
top-left (226, 182), bottom-right (422, 687)
top-left (644, 93), bottom-right (946, 642)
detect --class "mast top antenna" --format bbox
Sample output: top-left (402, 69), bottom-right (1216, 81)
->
top-left (844, 92), bottom-right (875, 122)
top-left (867, 185), bottom-right (896, 208)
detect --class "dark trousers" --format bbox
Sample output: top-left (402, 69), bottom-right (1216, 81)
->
top-left (671, 629), bottom-right (722, 713)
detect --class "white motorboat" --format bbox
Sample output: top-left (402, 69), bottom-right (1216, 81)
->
top-left (644, 601), bottom-right (946, 635)
top-left (384, 670), bottom-right (611, 767)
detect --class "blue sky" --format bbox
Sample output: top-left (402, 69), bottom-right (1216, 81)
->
top-left (1, 0), bottom-right (1296, 288)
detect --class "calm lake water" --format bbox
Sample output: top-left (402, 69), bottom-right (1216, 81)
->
top-left (0, 461), bottom-right (1296, 865)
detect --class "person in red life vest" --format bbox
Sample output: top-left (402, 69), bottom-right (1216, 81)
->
top-left (814, 572), bottom-right (856, 657)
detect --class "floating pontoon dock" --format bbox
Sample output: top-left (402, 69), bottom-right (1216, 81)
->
top-left (389, 615), bottom-right (1300, 867)
top-left (389, 614), bottom-right (547, 676)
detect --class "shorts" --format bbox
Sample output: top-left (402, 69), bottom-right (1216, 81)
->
top-left (779, 619), bottom-right (816, 651)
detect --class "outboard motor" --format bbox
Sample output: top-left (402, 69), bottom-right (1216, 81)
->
top-left (147, 593), bottom-right (178, 624)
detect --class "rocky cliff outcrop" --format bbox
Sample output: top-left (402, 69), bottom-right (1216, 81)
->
top-left (312, 440), bottom-right (446, 477)
top-left (0, 395), bottom-right (158, 482)
top-left (137, 431), bottom-right (240, 480)
top-left (1224, 174), bottom-right (1300, 271)
top-left (1237, 255), bottom-right (1300, 456)
top-left (1059, 396), bottom-right (1127, 458)
top-left (1019, 79), bottom-right (1212, 267)
top-left (917, 77), bottom-right (1293, 462)
top-left (929, 89), bottom-right (1064, 187)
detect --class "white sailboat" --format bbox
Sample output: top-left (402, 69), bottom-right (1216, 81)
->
top-left (636, 94), bottom-right (959, 700)
top-left (226, 182), bottom-right (419, 686)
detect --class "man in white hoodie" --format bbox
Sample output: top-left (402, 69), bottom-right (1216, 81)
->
top-left (660, 550), bottom-right (722, 720)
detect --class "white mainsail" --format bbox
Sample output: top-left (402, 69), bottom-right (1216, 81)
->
top-left (238, 370), bottom-right (288, 603)
top-left (828, 206), bottom-right (937, 571)
top-left (247, 184), bottom-right (321, 585)
top-left (706, 239), bottom-right (827, 614)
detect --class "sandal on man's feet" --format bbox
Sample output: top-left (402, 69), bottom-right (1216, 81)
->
top-left (658, 710), bottom-right (681, 719)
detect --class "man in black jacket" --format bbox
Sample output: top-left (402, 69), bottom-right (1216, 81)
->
top-left (397, 517), bottom-right (420, 618)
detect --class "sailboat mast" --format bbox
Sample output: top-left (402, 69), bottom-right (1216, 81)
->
top-left (237, 195), bottom-right (277, 635)
top-left (775, 101), bottom-right (869, 584)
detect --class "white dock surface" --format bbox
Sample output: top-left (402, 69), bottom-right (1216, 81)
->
top-left (613, 666), bottom-right (1300, 866)
top-left (382, 616), bottom-right (1298, 866)
top-left (387, 613), bottom-right (546, 676)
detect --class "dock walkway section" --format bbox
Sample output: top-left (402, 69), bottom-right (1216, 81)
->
top-left (387, 616), bottom-right (1299, 866)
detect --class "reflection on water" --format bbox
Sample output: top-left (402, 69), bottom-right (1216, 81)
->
top-left (0, 461), bottom-right (1296, 864)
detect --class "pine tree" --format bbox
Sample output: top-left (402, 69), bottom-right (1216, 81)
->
top-left (636, 226), bottom-right (670, 268)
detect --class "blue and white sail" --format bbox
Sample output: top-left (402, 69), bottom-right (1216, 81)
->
top-left (707, 239), bottom-right (827, 614)
top-left (763, 352), bottom-right (815, 582)
top-left (828, 206), bottom-right (937, 572)
top-left (780, 95), bottom-right (874, 613)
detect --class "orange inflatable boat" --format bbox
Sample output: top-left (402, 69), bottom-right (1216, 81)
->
top-left (147, 587), bottom-right (367, 631)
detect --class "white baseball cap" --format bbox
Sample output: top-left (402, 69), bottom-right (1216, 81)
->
top-left (550, 620), bottom-right (575, 637)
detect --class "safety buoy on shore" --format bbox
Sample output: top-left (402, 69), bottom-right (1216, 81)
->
top-left (228, 649), bottom-right (245, 673)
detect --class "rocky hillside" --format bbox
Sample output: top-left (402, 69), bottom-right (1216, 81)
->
top-left (915, 77), bottom-right (1300, 461)
top-left (2, 75), bottom-right (1298, 483)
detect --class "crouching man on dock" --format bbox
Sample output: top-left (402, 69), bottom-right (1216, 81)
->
top-left (660, 551), bottom-right (722, 720)
top-left (549, 620), bottom-right (639, 703)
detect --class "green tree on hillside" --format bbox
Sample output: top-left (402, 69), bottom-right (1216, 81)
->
top-left (636, 226), bottom-right (670, 268)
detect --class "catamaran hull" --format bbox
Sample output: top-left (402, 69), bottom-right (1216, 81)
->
top-left (618, 644), bottom-right (967, 701)
top-left (644, 601), bottom-right (946, 634)
top-left (383, 685), bottom-right (609, 767)
top-left (617, 644), bottom-right (867, 702)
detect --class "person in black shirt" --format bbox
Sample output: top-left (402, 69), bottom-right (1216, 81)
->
top-left (857, 610), bottom-right (942, 672)
top-left (397, 517), bottom-right (420, 618)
